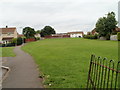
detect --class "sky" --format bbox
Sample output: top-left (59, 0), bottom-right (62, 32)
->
top-left (0, 0), bottom-right (119, 34)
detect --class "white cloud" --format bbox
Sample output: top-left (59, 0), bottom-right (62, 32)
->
top-left (0, 0), bottom-right (119, 34)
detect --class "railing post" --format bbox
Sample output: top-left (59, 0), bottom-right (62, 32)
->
top-left (86, 54), bottom-right (94, 88)
top-left (117, 61), bottom-right (120, 89)
top-left (118, 41), bottom-right (120, 89)
top-left (87, 54), bottom-right (120, 89)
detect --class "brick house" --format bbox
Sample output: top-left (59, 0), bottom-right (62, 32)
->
top-left (0, 26), bottom-right (18, 44)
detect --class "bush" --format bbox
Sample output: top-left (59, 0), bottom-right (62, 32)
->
top-left (117, 32), bottom-right (120, 41)
top-left (1, 44), bottom-right (5, 47)
top-left (1, 43), bottom-right (15, 47)
top-left (17, 37), bottom-right (23, 45)
top-left (6, 43), bottom-right (15, 47)
top-left (11, 37), bottom-right (24, 45)
top-left (83, 34), bottom-right (98, 39)
top-left (11, 38), bottom-right (17, 44)
top-left (106, 34), bottom-right (110, 40)
top-left (35, 37), bottom-right (40, 40)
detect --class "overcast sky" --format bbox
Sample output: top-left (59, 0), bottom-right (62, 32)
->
top-left (0, 0), bottom-right (119, 34)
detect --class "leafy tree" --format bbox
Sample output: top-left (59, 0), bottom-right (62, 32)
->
top-left (23, 27), bottom-right (36, 38)
top-left (40, 26), bottom-right (56, 37)
top-left (36, 30), bottom-right (41, 34)
top-left (96, 12), bottom-right (117, 40)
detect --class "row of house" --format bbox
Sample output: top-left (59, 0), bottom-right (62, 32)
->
top-left (1, 26), bottom-right (120, 43)
top-left (44, 31), bottom-right (84, 39)
top-left (0, 26), bottom-right (84, 43)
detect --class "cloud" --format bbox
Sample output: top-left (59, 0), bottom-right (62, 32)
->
top-left (0, 0), bottom-right (119, 34)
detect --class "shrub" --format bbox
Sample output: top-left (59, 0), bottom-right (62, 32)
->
top-left (35, 37), bottom-right (40, 40)
top-left (106, 34), bottom-right (110, 40)
top-left (117, 32), bottom-right (120, 41)
top-left (11, 38), bottom-right (17, 44)
top-left (17, 37), bottom-right (23, 45)
top-left (11, 37), bottom-right (24, 46)
top-left (83, 34), bottom-right (98, 39)
top-left (1, 44), bottom-right (5, 47)
top-left (6, 43), bottom-right (15, 47)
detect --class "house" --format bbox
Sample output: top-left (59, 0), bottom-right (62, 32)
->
top-left (114, 28), bottom-right (120, 32)
top-left (34, 33), bottom-right (41, 38)
top-left (67, 31), bottom-right (84, 38)
top-left (0, 26), bottom-right (18, 44)
top-left (91, 28), bottom-right (98, 35)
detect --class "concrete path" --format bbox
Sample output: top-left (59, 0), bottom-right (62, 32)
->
top-left (2, 46), bottom-right (43, 88)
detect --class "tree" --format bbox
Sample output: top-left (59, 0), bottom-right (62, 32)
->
top-left (96, 12), bottom-right (117, 40)
top-left (23, 27), bottom-right (36, 38)
top-left (36, 30), bottom-right (41, 34)
top-left (40, 26), bottom-right (56, 37)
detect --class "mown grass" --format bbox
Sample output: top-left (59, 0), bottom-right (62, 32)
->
top-left (1, 47), bottom-right (16, 57)
top-left (21, 38), bottom-right (118, 88)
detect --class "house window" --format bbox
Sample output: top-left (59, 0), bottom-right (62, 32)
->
top-left (7, 32), bottom-right (12, 35)
top-left (7, 33), bottom-right (10, 35)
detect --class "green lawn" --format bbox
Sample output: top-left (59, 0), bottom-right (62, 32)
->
top-left (21, 38), bottom-right (118, 88)
top-left (1, 47), bottom-right (16, 57)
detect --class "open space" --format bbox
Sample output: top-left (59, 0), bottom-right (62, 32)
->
top-left (22, 38), bottom-right (118, 88)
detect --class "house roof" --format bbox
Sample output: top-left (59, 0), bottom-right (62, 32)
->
top-left (115, 28), bottom-right (120, 32)
top-left (0, 27), bottom-right (16, 34)
top-left (68, 31), bottom-right (84, 34)
top-left (18, 34), bottom-right (24, 37)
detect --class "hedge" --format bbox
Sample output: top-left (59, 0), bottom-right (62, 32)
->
top-left (83, 34), bottom-right (98, 39)
top-left (117, 32), bottom-right (120, 41)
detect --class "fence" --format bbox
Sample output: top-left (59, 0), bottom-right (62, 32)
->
top-left (44, 35), bottom-right (70, 39)
top-left (25, 38), bottom-right (36, 43)
top-left (87, 54), bottom-right (120, 89)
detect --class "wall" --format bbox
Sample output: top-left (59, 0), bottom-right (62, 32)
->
top-left (70, 33), bottom-right (83, 38)
top-left (14, 29), bottom-right (18, 38)
top-left (110, 35), bottom-right (117, 41)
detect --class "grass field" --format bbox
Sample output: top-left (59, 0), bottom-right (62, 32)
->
top-left (22, 38), bottom-right (118, 88)
top-left (1, 47), bottom-right (16, 57)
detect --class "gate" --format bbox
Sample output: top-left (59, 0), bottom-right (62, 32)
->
top-left (87, 55), bottom-right (120, 89)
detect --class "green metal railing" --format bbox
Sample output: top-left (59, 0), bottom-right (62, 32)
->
top-left (87, 55), bottom-right (120, 89)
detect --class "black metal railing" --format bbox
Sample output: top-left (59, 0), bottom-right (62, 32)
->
top-left (87, 54), bottom-right (120, 89)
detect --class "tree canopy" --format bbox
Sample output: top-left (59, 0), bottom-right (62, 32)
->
top-left (23, 27), bottom-right (36, 38)
top-left (95, 12), bottom-right (117, 39)
top-left (40, 26), bottom-right (56, 37)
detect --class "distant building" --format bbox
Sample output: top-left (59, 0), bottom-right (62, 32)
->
top-left (91, 28), bottom-right (98, 35)
top-left (34, 33), bottom-right (41, 38)
top-left (67, 31), bottom-right (84, 38)
top-left (0, 26), bottom-right (18, 43)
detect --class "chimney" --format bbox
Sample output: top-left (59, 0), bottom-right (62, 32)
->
top-left (6, 26), bottom-right (8, 28)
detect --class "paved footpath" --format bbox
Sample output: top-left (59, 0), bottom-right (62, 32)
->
top-left (2, 46), bottom-right (43, 88)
